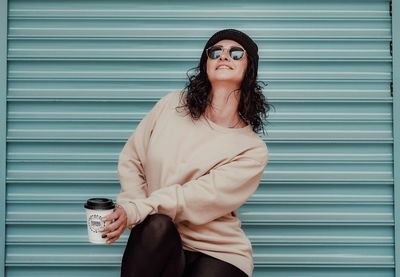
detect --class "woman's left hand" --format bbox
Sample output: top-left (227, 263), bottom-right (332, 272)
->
top-left (100, 205), bottom-right (128, 244)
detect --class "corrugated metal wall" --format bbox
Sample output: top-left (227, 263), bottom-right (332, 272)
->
top-left (4, 0), bottom-right (394, 276)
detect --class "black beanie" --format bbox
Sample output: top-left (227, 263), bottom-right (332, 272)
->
top-left (199, 29), bottom-right (259, 73)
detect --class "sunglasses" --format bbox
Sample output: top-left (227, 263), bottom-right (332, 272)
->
top-left (206, 45), bottom-right (246, 61)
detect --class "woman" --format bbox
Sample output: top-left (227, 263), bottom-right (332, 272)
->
top-left (101, 29), bottom-right (271, 277)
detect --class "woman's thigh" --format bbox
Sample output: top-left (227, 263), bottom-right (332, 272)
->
top-left (183, 252), bottom-right (248, 277)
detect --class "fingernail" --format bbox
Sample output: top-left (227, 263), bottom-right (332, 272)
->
top-left (102, 234), bottom-right (107, 238)
top-left (99, 228), bottom-right (104, 232)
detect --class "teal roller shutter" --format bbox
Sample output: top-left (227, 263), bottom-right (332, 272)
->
top-left (4, 0), bottom-right (395, 276)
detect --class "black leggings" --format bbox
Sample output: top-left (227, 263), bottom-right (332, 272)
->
top-left (121, 214), bottom-right (248, 277)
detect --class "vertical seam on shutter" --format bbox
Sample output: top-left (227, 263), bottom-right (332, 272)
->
top-left (391, 0), bottom-right (400, 275)
top-left (0, 0), bottom-right (8, 274)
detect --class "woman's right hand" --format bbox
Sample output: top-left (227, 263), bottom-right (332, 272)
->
top-left (101, 205), bottom-right (128, 244)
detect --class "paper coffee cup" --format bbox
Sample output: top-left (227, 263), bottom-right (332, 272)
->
top-left (84, 198), bottom-right (115, 244)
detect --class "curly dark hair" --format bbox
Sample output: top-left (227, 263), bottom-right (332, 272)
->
top-left (176, 48), bottom-right (272, 135)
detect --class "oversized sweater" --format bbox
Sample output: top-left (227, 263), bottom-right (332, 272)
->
top-left (116, 90), bottom-right (269, 276)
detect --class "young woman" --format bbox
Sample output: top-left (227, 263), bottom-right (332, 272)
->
top-left (101, 29), bottom-right (271, 277)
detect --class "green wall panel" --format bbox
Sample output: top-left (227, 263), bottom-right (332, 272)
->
top-left (3, 0), bottom-right (396, 276)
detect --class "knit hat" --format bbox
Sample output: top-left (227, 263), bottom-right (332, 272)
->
top-left (199, 29), bottom-right (259, 73)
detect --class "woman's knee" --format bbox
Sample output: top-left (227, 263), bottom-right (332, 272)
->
top-left (139, 214), bottom-right (181, 247)
top-left (144, 214), bottom-right (175, 234)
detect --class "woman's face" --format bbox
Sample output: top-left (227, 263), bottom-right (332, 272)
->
top-left (205, 39), bottom-right (248, 87)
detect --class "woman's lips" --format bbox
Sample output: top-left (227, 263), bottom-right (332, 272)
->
top-left (216, 65), bottom-right (232, 70)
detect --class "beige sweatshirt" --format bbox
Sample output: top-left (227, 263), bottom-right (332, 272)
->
top-left (117, 90), bottom-right (268, 276)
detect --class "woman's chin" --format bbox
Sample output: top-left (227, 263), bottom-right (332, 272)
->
top-left (209, 76), bottom-right (242, 83)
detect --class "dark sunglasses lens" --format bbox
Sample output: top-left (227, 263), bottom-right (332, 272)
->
top-left (230, 48), bottom-right (244, 60)
top-left (208, 47), bottom-right (222, 59)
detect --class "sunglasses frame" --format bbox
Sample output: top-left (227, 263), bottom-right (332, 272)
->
top-left (206, 45), bottom-right (246, 61)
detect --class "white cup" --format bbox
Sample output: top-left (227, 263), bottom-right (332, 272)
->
top-left (84, 198), bottom-right (115, 244)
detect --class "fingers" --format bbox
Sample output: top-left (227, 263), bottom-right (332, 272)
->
top-left (100, 206), bottom-right (127, 244)
top-left (103, 215), bottom-right (125, 233)
top-left (102, 208), bottom-right (122, 222)
top-left (105, 224), bottom-right (126, 244)
top-left (102, 208), bottom-right (126, 231)
top-left (103, 205), bottom-right (127, 222)
top-left (102, 220), bottom-right (125, 244)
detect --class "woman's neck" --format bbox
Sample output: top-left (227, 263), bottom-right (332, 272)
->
top-left (205, 87), bottom-right (246, 128)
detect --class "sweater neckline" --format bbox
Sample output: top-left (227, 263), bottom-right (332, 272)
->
top-left (201, 114), bottom-right (252, 133)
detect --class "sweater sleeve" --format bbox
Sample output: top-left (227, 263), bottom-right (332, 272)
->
top-left (127, 144), bottom-right (268, 227)
top-left (116, 92), bottom-right (173, 225)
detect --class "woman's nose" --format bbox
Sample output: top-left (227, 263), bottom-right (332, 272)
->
top-left (219, 49), bottom-right (230, 60)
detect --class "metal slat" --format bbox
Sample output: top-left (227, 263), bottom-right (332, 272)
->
top-left (7, 40), bottom-right (391, 61)
top-left (6, 142), bottom-right (393, 161)
top-left (4, 181), bottom-right (394, 203)
top-left (7, 60), bottom-right (392, 80)
top-left (4, 244), bottom-right (395, 268)
top-left (6, 101), bottom-right (393, 120)
top-left (6, 224), bottom-right (393, 244)
top-left (4, 267), bottom-right (397, 277)
top-left (6, 80), bottom-right (392, 100)
top-left (5, 202), bottom-right (394, 226)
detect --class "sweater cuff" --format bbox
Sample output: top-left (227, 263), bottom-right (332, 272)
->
top-left (116, 201), bottom-right (141, 229)
top-left (135, 199), bottom-right (155, 222)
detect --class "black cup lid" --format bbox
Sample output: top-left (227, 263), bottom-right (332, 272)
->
top-left (84, 198), bottom-right (115, 210)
